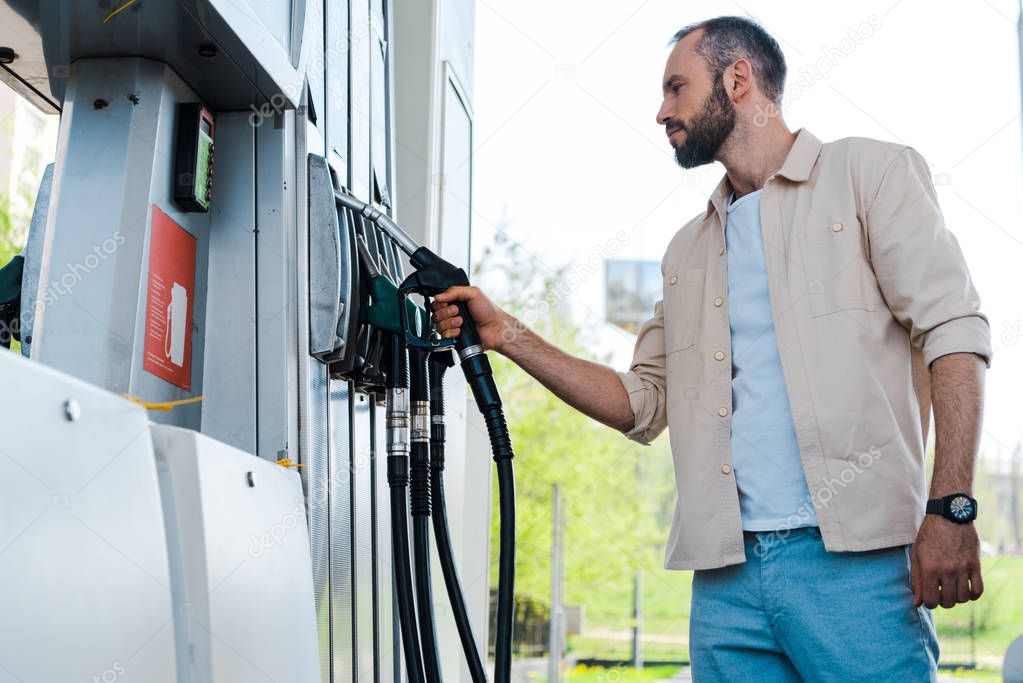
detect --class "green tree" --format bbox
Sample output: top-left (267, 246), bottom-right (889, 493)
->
top-left (475, 227), bottom-right (678, 635)
top-left (0, 192), bottom-right (25, 266)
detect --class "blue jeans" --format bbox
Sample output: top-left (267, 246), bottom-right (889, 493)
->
top-left (689, 526), bottom-right (939, 682)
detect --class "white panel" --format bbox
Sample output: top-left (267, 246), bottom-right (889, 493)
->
top-left (151, 424), bottom-right (320, 683)
top-left (0, 352), bottom-right (177, 682)
top-left (393, 0), bottom-right (439, 247)
top-left (350, 0), bottom-right (372, 197)
top-left (438, 65), bottom-right (473, 271)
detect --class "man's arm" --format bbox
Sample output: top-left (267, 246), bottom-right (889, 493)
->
top-left (911, 351), bottom-right (986, 609)
top-left (430, 285), bottom-right (636, 433)
top-left (496, 317), bottom-right (636, 433)
top-left (863, 145), bottom-right (993, 610)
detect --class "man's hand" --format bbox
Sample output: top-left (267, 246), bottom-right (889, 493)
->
top-left (431, 285), bottom-right (512, 352)
top-left (910, 515), bottom-right (983, 609)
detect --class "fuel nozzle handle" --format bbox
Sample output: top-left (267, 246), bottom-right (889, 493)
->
top-left (399, 248), bottom-right (506, 422)
top-left (405, 247), bottom-right (483, 352)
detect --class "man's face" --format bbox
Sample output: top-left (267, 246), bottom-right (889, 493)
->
top-left (656, 31), bottom-right (736, 169)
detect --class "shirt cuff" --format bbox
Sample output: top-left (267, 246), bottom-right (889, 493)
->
top-left (617, 370), bottom-right (656, 445)
top-left (923, 315), bottom-right (993, 370)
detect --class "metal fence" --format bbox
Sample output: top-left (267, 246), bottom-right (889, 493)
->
top-left (488, 589), bottom-right (551, 657)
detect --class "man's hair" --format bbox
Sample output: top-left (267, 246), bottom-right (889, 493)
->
top-left (671, 16), bottom-right (787, 105)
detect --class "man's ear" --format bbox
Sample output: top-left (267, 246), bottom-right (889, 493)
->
top-left (726, 58), bottom-right (754, 101)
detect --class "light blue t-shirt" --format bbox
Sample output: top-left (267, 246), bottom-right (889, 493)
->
top-left (725, 188), bottom-right (817, 531)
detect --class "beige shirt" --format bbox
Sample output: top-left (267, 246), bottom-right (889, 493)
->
top-left (618, 127), bottom-right (992, 571)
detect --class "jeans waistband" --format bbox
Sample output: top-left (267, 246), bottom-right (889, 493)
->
top-left (742, 525), bottom-right (821, 541)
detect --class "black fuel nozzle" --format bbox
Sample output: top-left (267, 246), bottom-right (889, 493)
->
top-left (397, 249), bottom-right (506, 438)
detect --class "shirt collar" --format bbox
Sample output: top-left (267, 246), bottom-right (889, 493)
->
top-left (704, 127), bottom-right (823, 220)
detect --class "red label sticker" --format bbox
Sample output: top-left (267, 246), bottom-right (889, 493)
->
top-left (143, 205), bottom-right (197, 390)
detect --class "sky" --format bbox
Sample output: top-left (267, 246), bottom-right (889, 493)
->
top-left (470, 0), bottom-right (1023, 469)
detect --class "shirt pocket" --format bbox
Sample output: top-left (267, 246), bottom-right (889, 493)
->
top-left (662, 267), bottom-right (705, 352)
top-left (797, 211), bottom-right (879, 318)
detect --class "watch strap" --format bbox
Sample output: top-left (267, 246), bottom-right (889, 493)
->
top-left (925, 494), bottom-right (977, 522)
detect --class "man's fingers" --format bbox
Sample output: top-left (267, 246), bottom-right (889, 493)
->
top-left (968, 566), bottom-right (984, 600)
top-left (432, 304), bottom-right (459, 322)
top-left (433, 285), bottom-right (474, 303)
top-left (956, 574), bottom-right (971, 606)
top-left (921, 570), bottom-right (941, 609)
top-left (436, 316), bottom-right (462, 332)
top-left (939, 577), bottom-right (957, 609)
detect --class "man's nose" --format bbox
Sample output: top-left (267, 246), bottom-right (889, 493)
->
top-left (656, 99), bottom-right (671, 127)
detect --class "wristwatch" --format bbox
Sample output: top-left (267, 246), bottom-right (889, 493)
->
top-left (925, 493), bottom-right (978, 523)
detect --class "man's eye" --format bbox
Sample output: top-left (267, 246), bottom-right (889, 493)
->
top-left (672, 84), bottom-right (682, 94)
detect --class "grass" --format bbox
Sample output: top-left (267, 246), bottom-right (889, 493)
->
top-left (563, 555), bottom-right (1023, 680)
top-left (941, 667), bottom-right (1003, 681)
top-left (547, 664), bottom-right (680, 683)
top-left (568, 636), bottom-right (689, 663)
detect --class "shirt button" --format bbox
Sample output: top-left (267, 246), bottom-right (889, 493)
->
top-left (713, 350), bottom-right (725, 361)
top-left (831, 222), bottom-right (844, 232)
top-left (669, 274), bottom-right (678, 285)
top-left (717, 406), bottom-right (729, 417)
top-left (718, 245), bottom-right (725, 255)
top-left (720, 464), bottom-right (732, 474)
top-left (713, 296), bottom-right (723, 307)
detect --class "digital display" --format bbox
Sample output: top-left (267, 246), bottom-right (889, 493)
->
top-left (200, 118), bottom-right (211, 137)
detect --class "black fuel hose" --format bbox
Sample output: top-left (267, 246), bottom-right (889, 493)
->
top-left (385, 335), bottom-right (426, 683)
top-left (428, 351), bottom-right (488, 683)
top-left (409, 347), bottom-right (442, 683)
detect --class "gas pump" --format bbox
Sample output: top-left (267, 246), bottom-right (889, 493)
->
top-left (0, 0), bottom-right (487, 680)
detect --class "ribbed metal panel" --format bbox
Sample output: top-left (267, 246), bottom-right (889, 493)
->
top-left (372, 400), bottom-right (397, 683)
top-left (330, 379), bottom-right (355, 681)
top-left (303, 359), bottom-right (333, 683)
top-left (353, 390), bottom-right (377, 678)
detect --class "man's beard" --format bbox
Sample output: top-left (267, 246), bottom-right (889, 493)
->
top-left (672, 78), bottom-right (736, 169)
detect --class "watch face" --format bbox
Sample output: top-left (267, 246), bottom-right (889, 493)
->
top-left (950, 495), bottom-right (975, 521)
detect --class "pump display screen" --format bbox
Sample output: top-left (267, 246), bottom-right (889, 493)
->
top-left (174, 103), bottom-right (215, 212)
